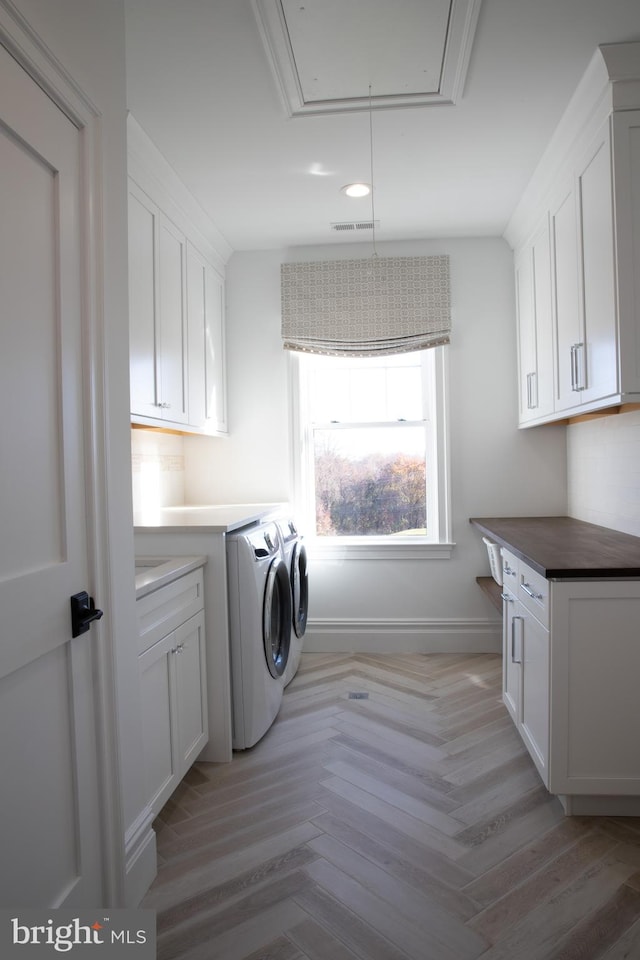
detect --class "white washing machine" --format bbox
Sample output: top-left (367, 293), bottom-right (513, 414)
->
top-left (226, 520), bottom-right (292, 749)
top-left (276, 518), bottom-right (309, 687)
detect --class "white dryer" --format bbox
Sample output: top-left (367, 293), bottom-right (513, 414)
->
top-left (276, 518), bottom-right (309, 687)
top-left (226, 521), bottom-right (292, 749)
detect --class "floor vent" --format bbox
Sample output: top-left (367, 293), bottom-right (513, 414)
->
top-left (330, 220), bottom-right (379, 232)
top-left (348, 692), bottom-right (369, 700)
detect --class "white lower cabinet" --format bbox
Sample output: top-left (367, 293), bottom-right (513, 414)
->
top-left (137, 569), bottom-right (208, 816)
top-left (519, 610), bottom-right (549, 783)
top-left (501, 550), bottom-right (550, 786)
top-left (501, 551), bottom-right (640, 815)
top-left (550, 580), bottom-right (640, 812)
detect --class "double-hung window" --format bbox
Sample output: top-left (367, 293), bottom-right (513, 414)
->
top-left (291, 346), bottom-right (451, 558)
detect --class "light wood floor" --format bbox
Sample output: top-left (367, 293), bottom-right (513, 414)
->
top-left (142, 653), bottom-right (640, 960)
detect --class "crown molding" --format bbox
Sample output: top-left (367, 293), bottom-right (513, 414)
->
top-left (252, 0), bottom-right (482, 117)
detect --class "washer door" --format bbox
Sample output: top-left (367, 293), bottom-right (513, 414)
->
top-left (291, 541), bottom-right (309, 639)
top-left (263, 557), bottom-right (292, 678)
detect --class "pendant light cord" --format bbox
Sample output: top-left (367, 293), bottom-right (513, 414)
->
top-left (369, 84), bottom-right (378, 258)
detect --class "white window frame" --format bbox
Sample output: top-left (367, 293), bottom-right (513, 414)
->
top-left (288, 346), bottom-right (453, 560)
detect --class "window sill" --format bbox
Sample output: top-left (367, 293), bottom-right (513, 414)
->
top-left (306, 538), bottom-right (455, 560)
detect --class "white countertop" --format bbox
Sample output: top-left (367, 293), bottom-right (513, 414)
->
top-left (134, 554), bottom-right (207, 599)
top-left (133, 502), bottom-right (288, 534)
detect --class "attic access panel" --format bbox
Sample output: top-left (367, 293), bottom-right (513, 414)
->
top-left (252, 0), bottom-right (482, 115)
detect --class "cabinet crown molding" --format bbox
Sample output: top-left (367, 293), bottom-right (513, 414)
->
top-left (504, 41), bottom-right (640, 250)
top-left (127, 113), bottom-right (232, 272)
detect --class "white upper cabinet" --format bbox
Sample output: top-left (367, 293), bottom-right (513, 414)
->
top-left (576, 122), bottom-right (618, 405)
top-left (187, 242), bottom-right (227, 435)
top-left (127, 116), bottom-right (230, 435)
top-left (612, 109), bottom-right (640, 397)
top-left (128, 182), bottom-right (189, 426)
top-left (550, 179), bottom-right (582, 413)
top-left (128, 184), bottom-right (161, 421)
top-left (515, 216), bottom-right (554, 424)
top-left (157, 214), bottom-right (189, 424)
top-left (506, 43), bottom-right (640, 426)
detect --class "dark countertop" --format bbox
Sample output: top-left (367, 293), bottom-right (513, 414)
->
top-left (470, 516), bottom-right (640, 579)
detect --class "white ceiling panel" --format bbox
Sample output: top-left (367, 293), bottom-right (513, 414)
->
top-left (252, 0), bottom-right (482, 113)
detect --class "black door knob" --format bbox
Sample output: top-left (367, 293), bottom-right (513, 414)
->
top-left (70, 591), bottom-right (104, 638)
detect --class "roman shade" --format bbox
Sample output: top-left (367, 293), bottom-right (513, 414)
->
top-left (281, 255), bottom-right (451, 356)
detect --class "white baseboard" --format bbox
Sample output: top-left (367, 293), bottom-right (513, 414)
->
top-left (303, 618), bottom-right (501, 654)
top-left (124, 805), bottom-right (157, 907)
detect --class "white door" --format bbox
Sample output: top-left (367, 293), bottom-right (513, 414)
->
top-left (0, 43), bottom-right (103, 906)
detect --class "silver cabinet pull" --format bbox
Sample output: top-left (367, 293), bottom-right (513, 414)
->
top-left (526, 371), bottom-right (538, 409)
top-left (521, 582), bottom-right (544, 601)
top-left (575, 342), bottom-right (585, 391)
top-left (511, 616), bottom-right (523, 664)
top-left (501, 592), bottom-right (514, 603)
top-left (570, 342), bottom-right (586, 392)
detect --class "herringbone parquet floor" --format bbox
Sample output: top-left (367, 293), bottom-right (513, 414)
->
top-left (142, 653), bottom-right (640, 960)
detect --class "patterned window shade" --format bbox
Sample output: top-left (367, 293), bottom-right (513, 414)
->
top-left (281, 255), bottom-right (451, 356)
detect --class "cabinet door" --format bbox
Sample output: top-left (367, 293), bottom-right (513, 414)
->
top-left (187, 243), bottom-right (227, 434)
top-left (174, 611), bottom-right (208, 770)
top-left (128, 184), bottom-right (159, 418)
top-left (551, 182), bottom-right (582, 412)
top-left (612, 110), bottom-right (640, 396)
top-left (531, 220), bottom-right (554, 419)
top-left (157, 214), bottom-right (188, 424)
top-left (550, 580), bottom-right (640, 797)
top-left (520, 611), bottom-right (549, 785)
top-left (502, 591), bottom-right (521, 724)
top-left (139, 631), bottom-right (178, 814)
top-left (577, 120), bottom-right (618, 405)
top-left (516, 219), bottom-right (555, 424)
top-left (515, 248), bottom-right (536, 424)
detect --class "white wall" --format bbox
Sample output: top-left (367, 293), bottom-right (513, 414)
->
top-left (9, 0), bottom-right (148, 903)
top-left (568, 410), bottom-right (640, 535)
top-left (131, 429), bottom-right (186, 511)
top-left (184, 237), bottom-right (568, 651)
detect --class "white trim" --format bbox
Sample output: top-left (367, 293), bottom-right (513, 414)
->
top-left (124, 806), bottom-right (157, 908)
top-left (303, 618), bottom-right (501, 654)
top-left (127, 113), bottom-right (232, 273)
top-left (290, 347), bottom-right (452, 547)
top-left (251, 0), bottom-right (482, 116)
top-left (0, 0), bottom-right (125, 906)
top-left (504, 43), bottom-right (640, 250)
top-left (307, 540), bottom-right (455, 561)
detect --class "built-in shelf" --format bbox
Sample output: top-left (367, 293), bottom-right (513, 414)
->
top-left (476, 575), bottom-right (503, 614)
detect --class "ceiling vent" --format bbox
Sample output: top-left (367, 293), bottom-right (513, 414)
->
top-left (331, 220), bottom-right (380, 233)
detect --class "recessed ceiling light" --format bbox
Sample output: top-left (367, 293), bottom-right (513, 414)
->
top-left (341, 183), bottom-right (371, 198)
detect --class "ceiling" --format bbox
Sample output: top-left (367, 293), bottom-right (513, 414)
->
top-left (124, 0), bottom-right (640, 254)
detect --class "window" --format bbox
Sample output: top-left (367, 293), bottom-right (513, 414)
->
top-left (291, 347), bottom-right (451, 558)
